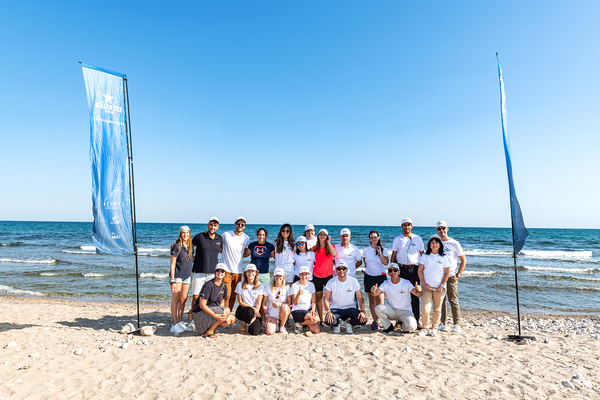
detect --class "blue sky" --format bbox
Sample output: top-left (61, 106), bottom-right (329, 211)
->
top-left (1, 1), bottom-right (599, 228)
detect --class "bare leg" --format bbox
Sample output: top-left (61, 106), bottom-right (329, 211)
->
top-left (171, 282), bottom-right (183, 325)
top-left (177, 283), bottom-right (190, 323)
top-left (315, 291), bottom-right (324, 322)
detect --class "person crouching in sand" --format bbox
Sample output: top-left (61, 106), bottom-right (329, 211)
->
top-left (192, 263), bottom-right (235, 338)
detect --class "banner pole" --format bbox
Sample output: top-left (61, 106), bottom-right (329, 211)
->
top-left (512, 250), bottom-right (522, 336)
top-left (123, 76), bottom-right (141, 329)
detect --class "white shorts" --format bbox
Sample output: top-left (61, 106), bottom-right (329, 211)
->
top-left (191, 272), bottom-right (215, 296)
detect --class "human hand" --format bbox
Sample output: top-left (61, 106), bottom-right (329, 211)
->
top-left (435, 286), bottom-right (443, 293)
top-left (325, 311), bottom-right (334, 324)
top-left (370, 284), bottom-right (378, 295)
top-left (358, 311), bottom-right (367, 324)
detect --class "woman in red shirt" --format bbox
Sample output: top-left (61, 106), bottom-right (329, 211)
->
top-left (311, 229), bottom-right (337, 322)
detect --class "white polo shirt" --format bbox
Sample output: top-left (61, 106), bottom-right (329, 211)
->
top-left (392, 234), bottom-right (424, 265)
top-left (335, 243), bottom-right (362, 277)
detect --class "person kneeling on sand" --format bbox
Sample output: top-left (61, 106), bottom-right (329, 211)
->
top-left (288, 266), bottom-right (320, 335)
top-left (371, 263), bottom-right (422, 333)
top-left (263, 268), bottom-right (291, 335)
top-left (192, 263), bottom-right (236, 338)
top-left (234, 264), bottom-right (265, 336)
top-left (323, 261), bottom-right (367, 334)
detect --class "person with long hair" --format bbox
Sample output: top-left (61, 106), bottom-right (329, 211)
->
top-left (245, 228), bottom-right (275, 287)
top-left (289, 266), bottom-right (320, 334)
top-left (293, 235), bottom-right (315, 282)
top-left (272, 223), bottom-right (295, 284)
top-left (362, 230), bottom-right (389, 330)
top-left (263, 268), bottom-right (290, 335)
top-left (191, 263), bottom-right (236, 338)
top-left (169, 226), bottom-right (194, 333)
top-left (418, 235), bottom-right (450, 337)
top-left (234, 264), bottom-right (264, 336)
top-left (312, 229), bottom-right (337, 322)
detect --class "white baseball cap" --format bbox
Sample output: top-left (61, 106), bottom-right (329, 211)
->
top-left (215, 263), bottom-right (228, 273)
top-left (304, 224), bottom-right (315, 231)
top-left (236, 216), bottom-right (246, 223)
top-left (429, 234), bottom-right (441, 241)
top-left (318, 228), bottom-right (328, 235)
top-left (209, 216), bottom-right (220, 224)
top-left (296, 236), bottom-right (307, 244)
top-left (388, 263), bottom-right (400, 270)
top-left (401, 217), bottom-right (413, 225)
top-left (273, 268), bottom-right (285, 276)
top-left (245, 264), bottom-right (257, 272)
top-left (179, 225), bottom-right (190, 233)
top-left (298, 266), bottom-right (311, 275)
top-left (340, 228), bottom-right (351, 236)
top-left (336, 260), bottom-right (347, 268)
top-left (436, 220), bottom-right (448, 228)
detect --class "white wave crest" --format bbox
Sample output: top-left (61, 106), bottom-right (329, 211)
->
top-left (139, 272), bottom-right (169, 279)
top-left (521, 250), bottom-right (592, 259)
top-left (83, 273), bottom-right (105, 277)
top-left (138, 248), bottom-right (170, 253)
top-left (463, 249), bottom-right (512, 256)
top-left (0, 285), bottom-right (44, 296)
top-left (0, 258), bottom-right (57, 264)
top-left (80, 245), bottom-right (96, 251)
top-left (138, 253), bottom-right (161, 257)
top-left (40, 272), bottom-right (60, 276)
top-left (461, 271), bottom-right (498, 276)
top-left (523, 266), bottom-right (597, 274)
top-left (62, 250), bottom-right (95, 254)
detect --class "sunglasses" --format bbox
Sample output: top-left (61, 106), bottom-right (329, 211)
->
top-left (388, 268), bottom-right (399, 273)
top-left (275, 290), bottom-right (281, 299)
top-left (236, 223), bottom-right (246, 227)
top-left (281, 229), bottom-right (290, 233)
top-left (215, 269), bottom-right (226, 273)
top-left (336, 267), bottom-right (347, 271)
top-left (297, 242), bottom-right (306, 246)
top-left (436, 227), bottom-right (447, 231)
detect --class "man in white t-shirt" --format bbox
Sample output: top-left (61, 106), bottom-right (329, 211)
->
top-left (335, 228), bottom-right (362, 277)
top-left (371, 263), bottom-right (422, 333)
top-left (323, 261), bottom-right (367, 334)
top-left (436, 220), bottom-right (467, 333)
top-left (222, 216), bottom-right (250, 310)
top-left (390, 217), bottom-right (425, 326)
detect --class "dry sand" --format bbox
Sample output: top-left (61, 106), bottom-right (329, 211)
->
top-left (1, 297), bottom-right (599, 399)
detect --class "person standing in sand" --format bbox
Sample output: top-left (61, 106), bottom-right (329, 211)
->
top-left (323, 261), bottom-right (367, 334)
top-left (169, 226), bottom-right (194, 332)
top-left (362, 230), bottom-right (389, 330)
top-left (436, 220), bottom-right (467, 333)
top-left (391, 217), bottom-right (425, 327)
top-left (371, 263), bottom-right (422, 333)
top-left (192, 263), bottom-right (236, 338)
top-left (272, 223), bottom-right (296, 284)
top-left (263, 268), bottom-right (291, 335)
top-left (293, 236), bottom-right (315, 282)
top-left (289, 266), bottom-right (320, 334)
top-left (312, 229), bottom-right (337, 323)
top-left (222, 216), bottom-right (250, 310)
top-left (245, 228), bottom-right (275, 287)
top-left (418, 235), bottom-right (450, 337)
top-left (190, 217), bottom-right (223, 316)
top-left (235, 264), bottom-right (264, 336)
top-left (304, 224), bottom-right (317, 250)
top-left (335, 228), bottom-right (362, 278)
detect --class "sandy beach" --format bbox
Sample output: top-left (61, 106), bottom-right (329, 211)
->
top-left (1, 297), bottom-right (599, 399)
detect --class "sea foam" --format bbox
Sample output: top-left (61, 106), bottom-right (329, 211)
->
top-left (0, 285), bottom-right (44, 296)
top-left (0, 258), bottom-right (57, 264)
top-left (140, 272), bottom-right (169, 279)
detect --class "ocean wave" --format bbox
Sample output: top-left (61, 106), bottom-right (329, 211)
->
top-left (82, 273), bottom-right (105, 277)
top-left (461, 271), bottom-right (499, 277)
top-left (464, 249), bottom-right (512, 256)
top-left (80, 245), bottom-right (96, 251)
top-left (521, 250), bottom-right (593, 259)
top-left (39, 272), bottom-right (60, 276)
top-left (0, 285), bottom-right (45, 296)
top-left (139, 272), bottom-right (169, 279)
top-left (138, 253), bottom-right (169, 257)
top-left (511, 284), bottom-right (600, 293)
top-left (537, 274), bottom-right (600, 282)
top-left (523, 265), bottom-right (599, 274)
top-left (138, 247), bottom-right (170, 253)
top-left (62, 250), bottom-right (96, 255)
top-left (1, 242), bottom-right (23, 247)
top-left (0, 258), bottom-right (57, 264)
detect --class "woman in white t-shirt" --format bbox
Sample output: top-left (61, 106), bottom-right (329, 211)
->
top-left (362, 230), bottom-right (389, 331)
top-left (234, 264), bottom-right (264, 336)
top-left (272, 224), bottom-right (296, 284)
top-left (293, 235), bottom-right (315, 282)
top-left (417, 235), bottom-right (450, 337)
top-left (262, 268), bottom-right (291, 335)
top-left (288, 266), bottom-right (320, 334)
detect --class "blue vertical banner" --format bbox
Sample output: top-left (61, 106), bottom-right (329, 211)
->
top-left (82, 64), bottom-right (134, 255)
top-left (496, 54), bottom-right (529, 254)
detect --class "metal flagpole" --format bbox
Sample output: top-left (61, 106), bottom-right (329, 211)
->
top-left (123, 75), bottom-right (141, 329)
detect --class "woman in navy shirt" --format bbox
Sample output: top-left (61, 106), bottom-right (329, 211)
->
top-left (169, 226), bottom-right (193, 331)
top-left (245, 228), bottom-right (275, 287)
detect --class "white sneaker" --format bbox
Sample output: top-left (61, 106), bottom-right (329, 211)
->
top-left (438, 323), bottom-right (446, 331)
top-left (333, 324), bottom-right (341, 334)
top-left (345, 324), bottom-right (354, 334)
top-left (170, 324), bottom-right (185, 334)
top-left (430, 329), bottom-right (438, 337)
top-left (180, 321), bottom-right (193, 332)
top-left (295, 323), bottom-right (302, 334)
top-left (452, 325), bottom-right (463, 333)
top-left (418, 329), bottom-right (428, 337)
top-left (280, 326), bottom-right (288, 335)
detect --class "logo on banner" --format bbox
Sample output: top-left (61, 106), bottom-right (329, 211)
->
top-left (103, 190), bottom-right (126, 210)
top-left (95, 92), bottom-right (122, 114)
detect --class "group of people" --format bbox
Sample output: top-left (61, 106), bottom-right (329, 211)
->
top-left (168, 217), bottom-right (467, 338)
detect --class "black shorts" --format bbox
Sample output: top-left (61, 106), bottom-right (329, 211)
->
top-left (364, 273), bottom-right (387, 294)
top-left (312, 275), bottom-right (333, 292)
top-left (292, 309), bottom-right (310, 323)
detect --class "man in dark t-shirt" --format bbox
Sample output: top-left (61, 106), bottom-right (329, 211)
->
top-left (190, 217), bottom-right (223, 309)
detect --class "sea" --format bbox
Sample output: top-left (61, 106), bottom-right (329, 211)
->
top-left (1, 221), bottom-right (599, 315)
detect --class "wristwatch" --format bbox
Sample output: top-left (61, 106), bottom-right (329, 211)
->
top-left (360, 310), bottom-right (366, 314)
